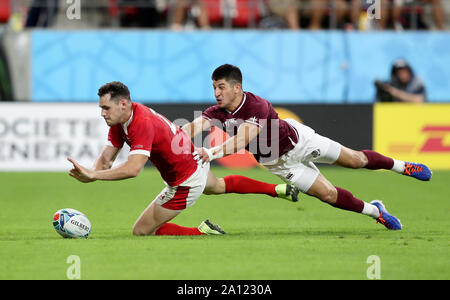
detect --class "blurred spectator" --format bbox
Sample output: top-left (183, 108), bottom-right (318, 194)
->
top-left (0, 0), bottom-right (10, 24)
top-left (230, 0), bottom-right (264, 28)
top-left (262, 0), bottom-right (349, 30)
top-left (262, 0), bottom-right (300, 29)
top-left (119, 0), bottom-right (163, 28)
top-left (306, 0), bottom-right (349, 29)
top-left (0, 42), bottom-right (13, 101)
top-left (170, 0), bottom-right (210, 30)
top-left (375, 59), bottom-right (426, 103)
top-left (392, 0), bottom-right (445, 30)
top-left (25, 0), bottom-right (59, 27)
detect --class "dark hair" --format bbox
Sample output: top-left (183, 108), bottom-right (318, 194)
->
top-left (97, 81), bottom-right (131, 102)
top-left (212, 64), bottom-right (242, 86)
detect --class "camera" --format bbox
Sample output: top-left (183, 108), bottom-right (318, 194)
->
top-left (375, 79), bottom-right (393, 102)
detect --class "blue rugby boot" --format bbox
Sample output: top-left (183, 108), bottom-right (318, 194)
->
top-left (403, 162), bottom-right (432, 181)
top-left (371, 200), bottom-right (402, 230)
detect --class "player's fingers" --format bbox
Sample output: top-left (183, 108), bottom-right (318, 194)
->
top-left (69, 167), bottom-right (86, 181)
top-left (67, 157), bottom-right (80, 169)
top-left (68, 171), bottom-right (81, 181)
top-left (70, 171), bottom-right (89, 183)
top-left (200, 155), bottom-right (210, 167)
top-left (197, 150), bottom-right (207, 160)
top-left (73, 161), bottom-right (84, 172)
top-left (69, 168), bottom-right (80, 176)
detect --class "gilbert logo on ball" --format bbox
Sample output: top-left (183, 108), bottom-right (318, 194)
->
top-left (52, 208), bottom-right (91, 239)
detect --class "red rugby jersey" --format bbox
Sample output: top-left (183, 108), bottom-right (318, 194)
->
top-left (108, 102), bottom-right (197, 186)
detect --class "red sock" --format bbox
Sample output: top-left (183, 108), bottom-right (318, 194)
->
top-left (332, 187), bottom-right (364, 213)
top-left (223, 175), bottom-right (277, 197)
top-left (155, 223), bottom-right (204, 236)
top-left (362, 150), bottom-right (394, 170)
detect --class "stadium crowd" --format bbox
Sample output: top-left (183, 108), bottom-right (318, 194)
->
top-left (0, 0), bottom-right (448, 31)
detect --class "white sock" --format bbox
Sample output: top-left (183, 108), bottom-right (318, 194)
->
top-left (391, 159), bottom-right (405, 174)
top-left (361, 202), bottom-right (380, 219)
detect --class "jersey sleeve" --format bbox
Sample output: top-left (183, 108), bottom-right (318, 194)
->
top-left (107, 125), bottom-right (125, 149)
top-left (127, 118), bottom-right (154, 157)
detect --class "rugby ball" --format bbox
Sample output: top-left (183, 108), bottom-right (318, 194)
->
top-left (52, 208), bottom-right (91, 239)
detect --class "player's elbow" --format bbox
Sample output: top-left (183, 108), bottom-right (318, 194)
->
top-left (126, 164), bottom-right (142, 178)
top-left (126, 155), bottom-right (147, 178)
top-left (129, 167), bottom-right (141, 178)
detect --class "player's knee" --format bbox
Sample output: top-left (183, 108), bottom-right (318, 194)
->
top-left (132, 225), bottom-right (144, 236)
top-left (348, 151), bottom-right (367, 169)
top-left (316, 186), bottom-right (338, 204)
top-left (203, 178), bottom-right (226, 195)
top-left (132, 224), bottom-right (154, 236)
top-left (203, 187), bottom-right (216, 195)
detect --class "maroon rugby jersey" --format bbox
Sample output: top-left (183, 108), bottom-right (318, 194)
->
top-left (202, 92), bottom-right (298, 163)
top-left (108, 102), bottom-right (197, 186)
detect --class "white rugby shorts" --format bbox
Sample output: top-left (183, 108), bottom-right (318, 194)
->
top-left (154, 162), bottom-right (210, 211)
top-left (262, 119), bottom-right (342, 193)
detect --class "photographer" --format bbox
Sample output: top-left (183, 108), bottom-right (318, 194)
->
top-left (375, 59), bottom-right (426, 103)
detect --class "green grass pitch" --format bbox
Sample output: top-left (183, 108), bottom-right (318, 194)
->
top-left (0, 167), bottom-right (449, 280)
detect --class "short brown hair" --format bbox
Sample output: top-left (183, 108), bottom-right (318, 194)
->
top-left (98, 81), bottom-right (131, 102)
top-left (212, 64), bottom-right (242, 86)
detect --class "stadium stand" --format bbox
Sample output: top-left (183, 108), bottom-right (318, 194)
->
top-left (0, 0), bottom-right (10, 24)
top-left (1, 0), bottom-right (446, 30)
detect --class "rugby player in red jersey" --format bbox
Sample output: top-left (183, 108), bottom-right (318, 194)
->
top-left (186, 64), bottom-right (432, 231)
top-left (67, 81), bottom-right (299, 236)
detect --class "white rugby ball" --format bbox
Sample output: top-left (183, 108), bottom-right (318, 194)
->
top-left (52, 208), bottom-right (91, 239)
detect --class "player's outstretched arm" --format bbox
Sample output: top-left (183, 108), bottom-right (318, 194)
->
top-left (181, 116), bottom-right (211, 139)
top-left (68, 154), bottom-right (148, 183)
top-left (198, 122), bottom-right (260, 163)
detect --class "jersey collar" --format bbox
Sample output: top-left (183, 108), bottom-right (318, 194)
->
top-left (122, 108), bottom-right (134, 135)
top-left (226, 92), bottom-right (246, 115)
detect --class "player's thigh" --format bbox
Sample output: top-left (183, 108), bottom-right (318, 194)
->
top-left (333, 145), bottom-right (367, 169)
top-left (305, 173), bottom-right (337, 205)
top-left (203, 171), bottom-right (226, 195)
top-left (268, 159), bottom-right (336, 204)
top-left (267, 160), bottom-right (319, 193)
top-left (133, 196), bottom-right (180, 236)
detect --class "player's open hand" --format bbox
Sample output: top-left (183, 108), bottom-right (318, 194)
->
top-left (194, 147), bottom-right (213, 167)
top-left (67, 157), bottom-right (97, 183)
